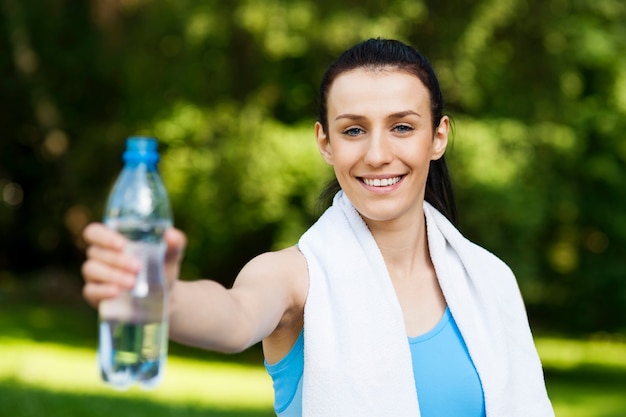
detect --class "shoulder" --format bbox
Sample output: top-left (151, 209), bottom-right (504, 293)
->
top-left (425, 201), bottom-right (514, 278)
top-left (241, 247), bottom-right (309, 354)
top-left (466, 238), bottom-right (513, 274)
top-left (426, 204), bottom-right (518, 295)
top-left (242, 246), bottom-right (308, 279)
top-left (236, 246), bottom-right (309, 308)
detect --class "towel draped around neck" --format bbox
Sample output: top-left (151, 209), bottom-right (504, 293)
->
top-left (297, 191), bottom-right (553, 417)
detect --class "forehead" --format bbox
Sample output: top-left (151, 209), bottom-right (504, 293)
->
top-left (327, 68), bottom-right (431, 116)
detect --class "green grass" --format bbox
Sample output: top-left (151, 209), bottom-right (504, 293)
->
top-left (0, 382), bottom-right (272, 417)
top-left (0, 300), bottom-right (274, 416)
top-left (1, 301), bottom-right (625, 416)
top-left (0, 337), bottom-right (274, 416)
top-left (537, 337), bottom-right (626, 417)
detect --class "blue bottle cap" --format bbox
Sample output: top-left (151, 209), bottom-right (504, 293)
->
top-left (123, 136), bottom-right (160, 163)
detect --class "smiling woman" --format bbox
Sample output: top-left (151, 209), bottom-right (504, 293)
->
top-left (315, 69), bottom-right (449, 226)
top-left (81, 38), bottom-right (554, 417)
top-left (316, 42), bottom-right (456, 225)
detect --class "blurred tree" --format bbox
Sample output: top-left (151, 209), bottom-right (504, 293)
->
top-left (0, 0), bottom-right (624, 334)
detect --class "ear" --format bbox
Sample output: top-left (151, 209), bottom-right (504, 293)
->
top-left (315, 121), bottom-right (334, 165)
top-left (431, 115), bottom-right (449, 161)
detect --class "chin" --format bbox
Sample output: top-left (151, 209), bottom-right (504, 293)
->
top-left (352, 196), bottom-right (424, 224)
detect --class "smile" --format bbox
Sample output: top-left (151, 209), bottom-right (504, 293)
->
top-left (361, 176), bottom-right (403, 187)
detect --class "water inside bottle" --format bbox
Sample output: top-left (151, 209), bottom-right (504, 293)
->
top-left (99, 319), bottom-right (168, 389)
top-left (98, 219), bottom-right (171, 389)
top-left (105, 218), bottom-right (170, 243)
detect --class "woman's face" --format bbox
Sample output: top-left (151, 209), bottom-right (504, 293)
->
top-left (316, 68), bottom-right (449, 226)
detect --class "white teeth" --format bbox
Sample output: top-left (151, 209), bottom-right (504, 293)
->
top-left (363, 176), bottom-right (401, 187)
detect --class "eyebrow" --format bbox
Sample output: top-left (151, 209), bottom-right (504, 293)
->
top-left (388, 110), bottom-right (422, 119)
top-left (334, 110), bottom-right (422, 121)
top-left (334, 113), bottom-right (365, 121)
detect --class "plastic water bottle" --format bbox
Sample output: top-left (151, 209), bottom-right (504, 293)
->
top-left (98, 136), bottom-right (172, 390)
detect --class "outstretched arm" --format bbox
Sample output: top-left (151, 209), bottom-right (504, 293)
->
top-left (168, 247), bottom-right (307, 353)
top-left (81, 223), bottom-right (307, 354)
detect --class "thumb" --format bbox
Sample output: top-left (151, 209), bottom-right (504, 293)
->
top-left (163, 227), bottom-right (187, 288)
top-left (164, 227), bottom-right (186, 263)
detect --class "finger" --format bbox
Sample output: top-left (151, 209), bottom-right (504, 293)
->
top-left (86, 245), bottom-right (142, 273)
top-left (83, 283), bottom-right (122, 308)
top-left (83, 223), bottom-right (126, 250)
top-left (164, 228), bottom-right (187, 263)
top-left (81, 258), bottom-right (136, 289)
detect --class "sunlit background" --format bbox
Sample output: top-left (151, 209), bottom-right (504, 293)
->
top-left (1, 0), bottom-right (625, 415)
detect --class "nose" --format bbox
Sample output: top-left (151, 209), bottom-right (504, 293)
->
top-left (363, 130), bottom-right (393, 167)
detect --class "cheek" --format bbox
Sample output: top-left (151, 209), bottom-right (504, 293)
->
top-left (331, 148), bottom-right (362, 184)
top-left (330, 142), bottom-right (361, 165)
top-left (397, 141), bottom-right (436, 167)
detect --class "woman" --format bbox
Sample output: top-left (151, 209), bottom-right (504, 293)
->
top-left (82, 38), bottom-right (554, 416)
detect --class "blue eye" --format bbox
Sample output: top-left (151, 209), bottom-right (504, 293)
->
top-left (394, 124), bottom-right (413, 133)
top-left (343, 127), bottom-right (364, 136)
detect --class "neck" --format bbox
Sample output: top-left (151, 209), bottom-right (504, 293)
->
top-left (366, 209), bottom-right (430, 281)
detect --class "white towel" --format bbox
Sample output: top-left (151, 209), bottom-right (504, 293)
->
top-left (299, 191), bottom-right (420, 416)
top-left (298, 191), bottom-right (554, 417)
top-left (423, 198), bottom-right (554, 416)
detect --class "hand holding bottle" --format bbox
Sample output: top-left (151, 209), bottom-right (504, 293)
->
top-left (81, 224), bottom-right (186, 306)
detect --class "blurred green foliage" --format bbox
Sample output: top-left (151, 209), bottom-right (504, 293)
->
top-left (1, 0), bottom-right (625, 334)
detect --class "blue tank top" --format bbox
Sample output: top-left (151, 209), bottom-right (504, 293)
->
top-left (264, 308), bottom-right (485, 417)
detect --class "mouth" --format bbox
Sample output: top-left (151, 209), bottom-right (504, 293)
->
top-left (360, 175), bottom-right (404, 187)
